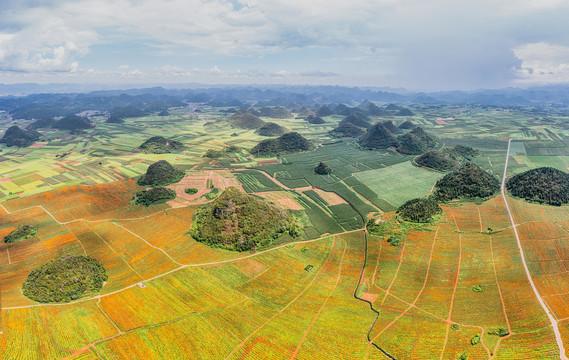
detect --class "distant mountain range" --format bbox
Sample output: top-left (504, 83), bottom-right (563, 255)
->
top-left (1, 83), bottom-right (569, 118)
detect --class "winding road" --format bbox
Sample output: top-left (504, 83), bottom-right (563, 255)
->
top-left (501, 139), bottom-right (568, 360)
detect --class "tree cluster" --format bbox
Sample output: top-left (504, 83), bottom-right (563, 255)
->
top-left (4, 224), bottom-right (38, 243)
top-left (506, 167), bottom-right (569, 206)
top-left (397, 198), bottom-right (442, 223)
top-left (22, 255), bottom-right (108, 303)
top-left (190, 187), bottom-right (300, 251)
top-left (137, 160), bottom-right (184, 187)
top-left (433, 163), bottom-right (500, 201)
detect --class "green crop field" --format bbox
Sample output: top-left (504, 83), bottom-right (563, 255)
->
top-left (354, 161), bottom-right (444, 208)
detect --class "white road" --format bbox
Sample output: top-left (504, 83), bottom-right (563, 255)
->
top-left (502, 138), bottom-right (568, 359)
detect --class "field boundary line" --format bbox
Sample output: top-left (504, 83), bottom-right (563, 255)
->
top-left (371, 227), bottom-right (439, 342)
top-left (112, 222), bottom-right (185, 266)
top-left (223, 237), bottom-right (338, 359)
top-left (3, 230), bottom-right (360, 310)
top-left (488, 233), bottom-right (513, 358)
top-left (81, 221), bottom-right (146, 282)
top-left (502, 139), bottom-right (568, 360)
top-left (290, 239), bottom-right (347, 359)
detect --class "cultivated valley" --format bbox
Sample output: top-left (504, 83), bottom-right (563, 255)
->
top-left (2, 89), bottom-right (569, 360)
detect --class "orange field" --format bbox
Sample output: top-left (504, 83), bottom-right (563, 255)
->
top-left (360, 198), bottom-right (560, 359)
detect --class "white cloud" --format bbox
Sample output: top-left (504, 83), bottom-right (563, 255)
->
top-left (1, 0), bottom-right (569, 89)
top-left (513, 42), bottom-right (569, 84)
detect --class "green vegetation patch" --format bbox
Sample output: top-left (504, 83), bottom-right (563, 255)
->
top-left (204, 149), bottom-right (223, 158)
top-left (251, 132), bottom-right (313, 156)
top-left (190, 187), bottom-right (301, 251)
top-left (434, 163), bottom-right (500, 202)
top-left (506, 167), bottom-right (569, 206)
top-left (139, 136), bottom-right (184, 154)
top-left (314, 162), bottom-right (332, 175)
top-left (185, 187), bottom-right (199, 194)
top-left (137, 160), bottom-right (185, 186)
top-left (133, 187), bottom-right (176, 206)
top-left (488, 328), bottom-right (510, 337)
top-left (22, 255), bottom-right (108, 303)
top-left (415, 145), bottom-right (481, 172)
top-left (397, 197), bottom-right (442, 223)
top-left (355, 162), bottom-right (444, 208)
top-left (472, 284), bottom-right (483, 292)
top-left (471, 335), bottom-right (481, 345)
top-left (4, 224), bottom-right (38, 243)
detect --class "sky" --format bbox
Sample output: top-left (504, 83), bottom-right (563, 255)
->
top-left (1, 0), bottom-right (569, 91)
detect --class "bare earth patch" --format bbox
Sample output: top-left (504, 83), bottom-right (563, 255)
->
top-left (254, 191), bottom-right (304, 210)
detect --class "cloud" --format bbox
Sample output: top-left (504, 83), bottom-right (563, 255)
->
top-left (0, 0), bottom-right (569, 89)
top-left (513, 42), bottom-right (569, 84)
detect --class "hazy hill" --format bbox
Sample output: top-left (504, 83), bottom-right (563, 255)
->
top-left (139, 136), bottom-right (184, 154)
top-left (358, 122), bottom-right (397, 149)
top-left (0, 125), bottom-right (40, 147)
top-left (396, 127), bottom-right (438, 155)
top-left (255, 122), bottom-right (287, 136)
top-left (52, 115), bottom-right (94, 130)
top-left (228, 110), bottom-right (266, 129)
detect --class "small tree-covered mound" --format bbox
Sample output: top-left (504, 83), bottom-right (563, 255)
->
top-left (365, 103), bottom-right (390, 116)
top-left (298, 108), bottom-right (315, 117)
top-left (358, 123), bottom-right (397, 149)
top-left (339, 114), bottom-right (371, 128)
top-left (434, 163), bottom-right (500, 201)
top-left (396, 127), bottom-right (438, 155)
top-left (106, 106), bottom-right (148, 123)
top-left (395, 108), bottom-right (415, 116)
top-left (399, 120), bottom-right (416, 129)
top-left (139, 136), bottom-right (184, 154)
top-left (251, 132), bottom-right (312, 156)
top-left (266, 106), bottom-right (292, 119)
top-left (415, 145), bottom-right (480, 171)
top-left (415, 150), bottom-right (459, 171)
top-left (255, 122), bottom-right (287, 136)
top-left (53, 115), bottom-right (94, 130)
top-left (397, 198), bottom-right (442, 223)
top-left (329, 122), bottom-right (365, 138)
top-left (383, 120), bottom-right (401, 134)
top-left (27, 117), bottom-right (55, 130)
top-left (314, 162), bottom-right (332, 175)
top-left (133, 186), bottom-right (176, 206)
top-left (190, 187), bottom-right (300, 251)
top-left (22, 255), bottom-right (108, 303)
top-left (0, 126), bottom-right (40, 147)
top-left (4, 224), bottom-right (38, 243)
top-left (316, 105), bottom-right (334, 117)
top-left (306, 114), bottom-right (325, 124)
top-left (204, 149), bottom-right (223, 158)
top-left (137, 160), bottom-right (184, 186)
top-left (228, 110), bottom-right (265, 129)
top-left (385, 103), bottom-right (403, 111)
top-left (506, 167), bottom-right (569, 206)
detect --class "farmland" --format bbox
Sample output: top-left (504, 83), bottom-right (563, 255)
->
top-left (3, 102), bottom-right (569, 359)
